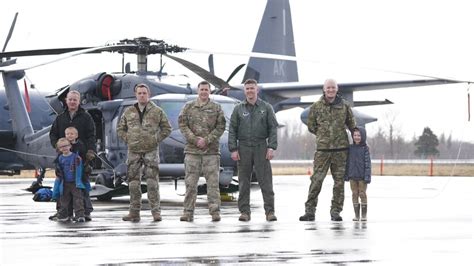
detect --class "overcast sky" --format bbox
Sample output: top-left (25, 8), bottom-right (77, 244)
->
top-left (2, 0), bottom-right (473, 143)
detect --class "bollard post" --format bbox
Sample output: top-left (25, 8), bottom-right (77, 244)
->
top-left (429, 156), bottom-right (434, 176)
top-left (380, 155), bottom-right (384, 176)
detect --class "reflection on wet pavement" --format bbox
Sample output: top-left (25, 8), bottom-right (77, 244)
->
top-left (0, 176), bottom-right (472, 265)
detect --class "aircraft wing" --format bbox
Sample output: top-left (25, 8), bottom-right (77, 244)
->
top-left (258, 79), bottom-right (460, 99)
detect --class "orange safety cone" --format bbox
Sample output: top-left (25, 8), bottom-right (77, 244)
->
top-left (307, 167), bottom-right (312, 175)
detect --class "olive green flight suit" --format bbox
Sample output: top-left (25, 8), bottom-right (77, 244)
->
top-left (229, 98), bottom-right (278, 215)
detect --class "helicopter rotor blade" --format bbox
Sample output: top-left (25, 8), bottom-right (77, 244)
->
top-left (208, 54), bottom-right (215, 75)
top-left (0, 43), bottom-right (143, 59)
top-left (2, 12), bottom-right (18, 53)
top-left (0, 44), bottom-right (135, 72)
top-left (0, 47), bottom-right (94, 58)
top-left (226, 64), bottom-right (246, 83)
top-left (188, 48), bottom-right (473, 83)
top-left (163, 53), bottom-right (232, 89)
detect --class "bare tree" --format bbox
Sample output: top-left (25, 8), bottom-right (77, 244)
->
top-left (383, 109), bottom-right (402, 158)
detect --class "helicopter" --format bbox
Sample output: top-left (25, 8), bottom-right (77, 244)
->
top-left (0, 36), bottom-right (243, 199)
top-left (1, 0), bottom-right (462, 199)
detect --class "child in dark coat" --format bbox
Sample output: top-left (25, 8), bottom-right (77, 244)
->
top-left (344, 127), bottom-right (371, 221)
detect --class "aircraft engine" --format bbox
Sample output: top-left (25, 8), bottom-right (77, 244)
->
top-left (69, 73), bottom-right (121, 103)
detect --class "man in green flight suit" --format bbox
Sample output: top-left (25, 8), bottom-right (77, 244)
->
top-left (299, 79), bottom-right (356, 222)
top-left (229, 79), bottom-right (279, 222)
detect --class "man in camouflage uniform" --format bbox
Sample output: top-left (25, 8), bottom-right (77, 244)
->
top-left (117, 83), bottom-right (172, 222)
top-left (299, 79), bottom-right (356, 222)
top-left (229, 79), bottom-right (279, 222)
top-left (178, 81), bottom-right (226, 222)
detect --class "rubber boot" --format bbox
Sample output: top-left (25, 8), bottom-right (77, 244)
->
top-left (353, 204), bottom-right (360, 221)
top-left (122, 210), bottom-right (140, 222)
top-left (361, 204), bottom-right (367, 221)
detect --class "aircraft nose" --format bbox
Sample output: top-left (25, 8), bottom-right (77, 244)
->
top-left (219, 131), bottom-right (234, 167)
top-left (168, 129), bottom-right (186, 145)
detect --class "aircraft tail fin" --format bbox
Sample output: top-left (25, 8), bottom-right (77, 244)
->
top-left (2, 71), bottom-right (34, 138)
top-left (243, 0), bottom-right (298, 83)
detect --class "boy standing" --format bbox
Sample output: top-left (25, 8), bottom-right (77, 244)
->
top-left (65, 127), bottom-right (94, 221)
top-left (50, 127), bottom-right (93, 221)
top-left (52, 138), bottom-right (88, 223)
top-left (344, 127), bottom-right (371, 221)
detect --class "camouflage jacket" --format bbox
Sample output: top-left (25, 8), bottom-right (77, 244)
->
top-left (307, 95), bottom-right (356, 150)
top-left (178, 99), bottom-right (226, 155)
top-left (117, 101), bottom-right (172, 153)
top-left (229, 98), bottom-right (278, 152)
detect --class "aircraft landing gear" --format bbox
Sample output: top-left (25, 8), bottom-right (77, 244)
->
top-left (196, 183), bottom-right (238, 201)
top-left (35, 167), bottom-right (46, 185)
top-left (95, 173), bottom-right (114, 188)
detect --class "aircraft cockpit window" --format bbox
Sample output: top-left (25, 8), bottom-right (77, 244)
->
top-left (156, 101), bottom-right (184, 129)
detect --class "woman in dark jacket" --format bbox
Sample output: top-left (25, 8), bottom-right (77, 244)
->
top-left (344, 127), bottom-right (371, 221)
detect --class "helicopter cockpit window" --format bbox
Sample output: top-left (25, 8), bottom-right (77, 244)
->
top-left (156, 101), bottom-right (184, 129)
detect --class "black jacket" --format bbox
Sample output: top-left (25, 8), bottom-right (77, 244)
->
top-left (49, 107), bottom-right (96, 151)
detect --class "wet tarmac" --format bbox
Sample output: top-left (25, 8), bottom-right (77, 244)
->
top-left (0, 175), bottom-right (472, 265)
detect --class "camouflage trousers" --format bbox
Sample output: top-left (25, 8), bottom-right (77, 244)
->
top-left (126, 150), bottom-right (160, 214)
top-left (304, 150), bottom-right (347, 215)
top-left (183, 154), bottom-right (220, 215)
top-left (238, 143), bottom-right (275, 214)
top-left (350, 180), bottom-right (367, 204)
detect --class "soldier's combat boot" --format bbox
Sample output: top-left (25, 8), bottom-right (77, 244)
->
top-left (361, 204), bottom-right (367, 221)
top-left (353, 203), bottom-right (361, 221)
top-left (152, 212), bottom-right (162, 222)
top-left (299, 213), bottom-right (315, 221)
top-left (266, 212), bottom-right (277, 222)
top-left (180, 212), bottom-right (194, 222)
top-left (211, 212), bottom-right (221, 222)
top-left (238, 212), bottom-right (251, 222)
top-left (122, 210), bottom-right (140, 222)
top-left (330, 213), bottom-right (343, 221)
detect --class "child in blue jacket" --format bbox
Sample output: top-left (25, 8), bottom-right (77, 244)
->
top-left (52, 138), bottom-right (90, 222)
top-left (50, 127), bottom-right (93, 221)
top-left (344, 127), bottom-right (371, 221)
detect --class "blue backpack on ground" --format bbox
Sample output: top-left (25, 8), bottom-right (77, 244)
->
top-left (33, 188), bottom-right (53, 202)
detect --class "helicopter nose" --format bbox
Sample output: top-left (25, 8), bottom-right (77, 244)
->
top-left (219, 131), bottom-right (233, 166)
top-left (168, 129), bottom-right (185, 145)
